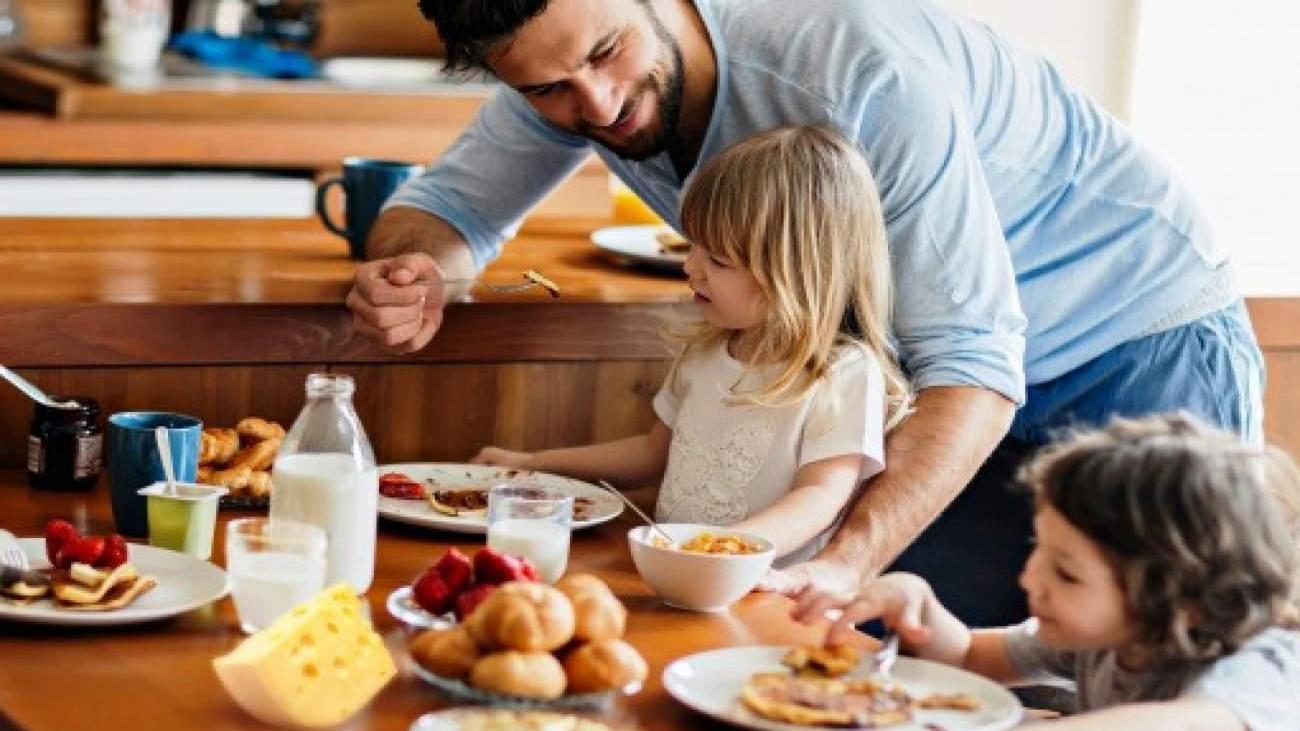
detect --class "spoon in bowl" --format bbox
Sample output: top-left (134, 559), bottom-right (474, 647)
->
top-left (597, 479), bottom-right (675, 546)
top-left (0, 365), bottom-right (80, 410)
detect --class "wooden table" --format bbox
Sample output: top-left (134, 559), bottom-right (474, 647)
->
top-left (0, 471), bottom-right (826, 730)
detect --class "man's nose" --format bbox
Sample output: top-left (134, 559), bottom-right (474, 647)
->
top-left (574, 74), bottom-right (622, 128)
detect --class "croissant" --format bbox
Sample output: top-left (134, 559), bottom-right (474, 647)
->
top-left (199, 428), bottom-right (240, 466)
top-left (207, 465), bottom-right (252, 494)
top-left (229, 438), bottom-right (281, 472)
top-left (247, 470), bottom-right (273, 498)
top-left (236, 418), bottom-right (285, 443)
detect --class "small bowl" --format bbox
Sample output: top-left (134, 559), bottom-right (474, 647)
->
top-left (627, 524), bottom-right (775, 612)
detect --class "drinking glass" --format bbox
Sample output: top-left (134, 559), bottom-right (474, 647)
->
top-left (226, 517), bottom-right (327, 634)
top-left (486, 484), bottom-right (573, 583)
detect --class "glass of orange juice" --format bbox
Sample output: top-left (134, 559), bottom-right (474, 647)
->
top-left (610, 176), bottom-right (665, 225)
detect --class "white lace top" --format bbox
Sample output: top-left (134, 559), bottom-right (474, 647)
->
top-left (653, 341), bottom-right (886, 565)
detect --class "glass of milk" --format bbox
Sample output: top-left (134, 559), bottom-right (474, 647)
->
top-left (226, 517), bottom-right (327, 634)
top-left (486, 484), bottom-right (574, 583)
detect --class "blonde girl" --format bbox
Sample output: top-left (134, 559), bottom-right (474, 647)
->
top-left (474, 125), bottom-right (911, 563)
top-left (793, 413), bottom-right (1300, 730)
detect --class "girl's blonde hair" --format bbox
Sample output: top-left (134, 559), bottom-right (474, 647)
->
top-left (1021, 412), bottom-right (1300, 670)
top-left (673, 125), bottom-right (911, 429)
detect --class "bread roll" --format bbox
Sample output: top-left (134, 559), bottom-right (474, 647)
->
top-left (555, 574), bottom-right (626, 642)
top-left (467, 582), bottom-right (575, 652)
top-left (469, 651), bottom-right (567, 699)
top-left (562, 639), bottom-right (648, 693)
top-left (409, 626), bottom-right (481, 680)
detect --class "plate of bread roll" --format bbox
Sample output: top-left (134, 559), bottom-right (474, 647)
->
top-left (407, 575), bottom-right (647, 712)
top-left (196, 417), bottom-right (285, 508)
top-left (590, 225), bottom-right (689, 273)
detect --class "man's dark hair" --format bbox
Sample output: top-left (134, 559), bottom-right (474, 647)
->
top-left (417, 0), bottom-right (551, 73)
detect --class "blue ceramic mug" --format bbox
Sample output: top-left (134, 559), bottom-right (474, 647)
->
top-left (315, 157), bottom-right (425, 259)
top-left (107, 412), bottom-right (202, 537)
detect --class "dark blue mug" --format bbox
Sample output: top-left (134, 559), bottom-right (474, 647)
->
top-left (107, 412), bottom-right (202, 537)
top-left (315, 157), bottom-right (425, 259)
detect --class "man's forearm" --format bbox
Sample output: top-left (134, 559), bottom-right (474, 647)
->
top-left (819, 386), bottom-right (1015, 578)
top-left (366, 206), bottom-right (478, 299)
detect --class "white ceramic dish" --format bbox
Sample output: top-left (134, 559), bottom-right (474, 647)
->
top-left (0, 538), bottom-right (229, 626)
top-left (663, 645), bottom-right (1023, 731)
top-left (376, 463), bottom-right (623, 535)
top-left (590, 225), bottom-right (688, 273)
top-left (409, 708), bottom-right (610, 730)
top-left (627, 524), bottom-right (775, 612)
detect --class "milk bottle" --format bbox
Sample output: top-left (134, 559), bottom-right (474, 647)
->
top-left (271, 373), bottom-right (378, 593)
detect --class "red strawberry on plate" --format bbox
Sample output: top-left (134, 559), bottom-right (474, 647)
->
top-left (472, 546), bottom-right (532, 585)
top-left (452, 583), bottom-right (496, 621)
top-left (433, 547), bottom-right (473, 593)
top-left (411, 567), bottom-right (455, 615)
top-left (58, 535), bottom-right (105, 568)
top-left (44, 519), bottom-right (79, 565)
top-left (97, 534), bottom-right (129, 569)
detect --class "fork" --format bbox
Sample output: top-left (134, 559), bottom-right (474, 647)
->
top-left (443, 277), bottom-right (542, 294)
top-left (873, 630), bottom-right (900, 680)
top-left (0, 528), bottom-right (30, 570)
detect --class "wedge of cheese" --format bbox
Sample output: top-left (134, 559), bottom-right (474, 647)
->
top-left (213, 584), bottom-right (396, 728)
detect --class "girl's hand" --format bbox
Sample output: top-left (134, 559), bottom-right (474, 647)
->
top-left (470, 446), bottom-right (534, 469)
top-left (790, 572), bottom-right (935, 649)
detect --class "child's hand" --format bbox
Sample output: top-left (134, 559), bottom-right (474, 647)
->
top-left (469, 446), bottom-right (534, 469)
top-left (790, 573), bottom-right (935, 648)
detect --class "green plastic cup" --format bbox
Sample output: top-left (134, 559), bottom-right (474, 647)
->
top-left (137, 482), bottom-right (227, 560)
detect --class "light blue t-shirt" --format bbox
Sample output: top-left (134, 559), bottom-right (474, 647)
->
top-left (1005, 620), bottom-right (1300, 730)
top-left (387, 0), bottom-right (1236, 406)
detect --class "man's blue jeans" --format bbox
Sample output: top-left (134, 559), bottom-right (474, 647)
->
top-left (887, 299), bottom-right (1265, 627)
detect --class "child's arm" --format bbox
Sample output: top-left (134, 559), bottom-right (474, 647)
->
top-left (471, 419), bottom-right (672, 487)
top-left (790, 573), bottom-right (1026, 684)
top-left (1024, 698), bottom-right (1244, 731)
top-left (732, 454), bottom-right (864, 558)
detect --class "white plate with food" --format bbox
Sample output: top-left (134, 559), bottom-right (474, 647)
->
top-left (0, 538), bottom-right (229, 627)
top-left (663, 645), bottom-right (1022, 731)
top-left (590, 225), bottom-right (688, 272)
top-left (376, 464), bottom-right (623, 535)
top-left (410, 707), bottom-right (616, 730)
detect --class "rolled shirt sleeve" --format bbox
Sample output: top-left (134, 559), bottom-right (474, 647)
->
top-left (384, 89), bottom-right (594, 268)
top-left (848, 61), bottom-right (1027, 404)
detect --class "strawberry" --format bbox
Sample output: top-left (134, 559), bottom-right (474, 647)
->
top-left (452, 583), bottom-right (496, 621)
top-left (97, 534), bottom-right (129, 569)
top-left (472, 546), bottom-right (523, 585)
top-left (411, 568), bottom-right (455, 615)
top-left (518, 558), bottom-right (540, 582)
top-left (433, 548), bottom-right (473, 593)
top-left (44, 519), bottom-right (79, 565)
top-left (57, 535), bottom-right (105, 569)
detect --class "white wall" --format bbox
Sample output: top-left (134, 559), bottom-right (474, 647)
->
top-left (937, 0), bottom-right (1139, 119)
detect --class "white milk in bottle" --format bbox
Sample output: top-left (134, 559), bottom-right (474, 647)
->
top-left (271, 373), bottom-right (378, 593)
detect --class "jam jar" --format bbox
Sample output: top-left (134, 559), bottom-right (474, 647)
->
top-left (27, 397), bottom-right (103, 491)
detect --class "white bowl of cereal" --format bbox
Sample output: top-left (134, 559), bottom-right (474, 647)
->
top-left (627, 524), bottom-right (775, 612)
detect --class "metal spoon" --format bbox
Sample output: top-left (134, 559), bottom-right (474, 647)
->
top-left (0, 365), bottom-right (79, 409)
top-left (597, 479), bottom-right (676, 546)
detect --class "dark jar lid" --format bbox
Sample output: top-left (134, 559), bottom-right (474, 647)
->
top-left (33, 396), bottom-right (100, 426)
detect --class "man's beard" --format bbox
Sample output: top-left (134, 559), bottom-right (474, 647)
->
top-left (576, 10), bottom-right (685, 161)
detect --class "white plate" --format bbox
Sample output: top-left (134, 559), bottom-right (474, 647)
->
top-left (663, 645), bottom-right (1022, 731)
top-left (376, 463), bottom-right (623, 535)
top-left (0, 538), bottom-right (229, 627)
top-left (410, 708), bottom-right (611, 731)
top-left (590, 225), bottom-right (688, 273)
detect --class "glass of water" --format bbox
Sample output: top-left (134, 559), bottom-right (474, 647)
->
top-left (225, 517), bottom-right (327, 634)
top-left (486, 483), bottom-right (573, 583)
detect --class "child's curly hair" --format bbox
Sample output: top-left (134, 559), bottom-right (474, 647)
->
top-left (1020, 412), bottom-right (1300, 669)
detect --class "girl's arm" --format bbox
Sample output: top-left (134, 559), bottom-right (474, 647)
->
top-left (471, 419), bottom-right (672, 488)
top-left (1025, 698), bottom-right (1244, 731)
top-left (790, 574), bottom-right (1025, 684)
top-left (733, 454), bottom-right (864, 558)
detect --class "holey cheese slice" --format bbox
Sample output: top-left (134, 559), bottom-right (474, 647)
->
top-left (213, 584), bottom-right (396, 728)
